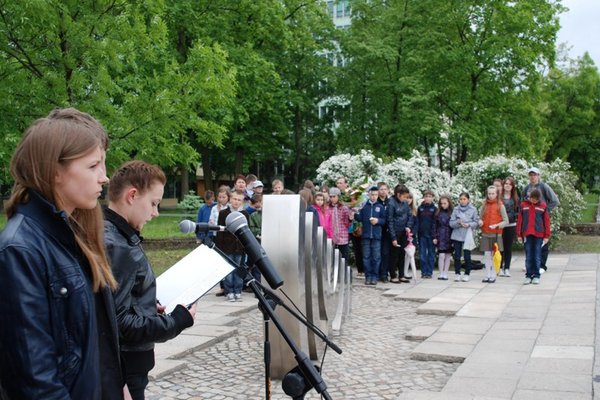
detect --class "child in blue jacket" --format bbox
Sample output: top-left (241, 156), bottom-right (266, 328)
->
top-left (355, 186), bottom-right (387, 285)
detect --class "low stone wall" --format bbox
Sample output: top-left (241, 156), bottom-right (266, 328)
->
top-left (561, 223), bottom-right (600, 235)
top-left (143, 237), bottom-right (197, 251)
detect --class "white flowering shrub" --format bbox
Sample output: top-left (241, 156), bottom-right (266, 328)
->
top-left (454, 156), bottom-right (585, 233)
top-left (316, 152), bottom-right (585, 236)
top-left (378, 151), bottom-right (466, 203)
top-left (315, 149), bottom-right (383, 188)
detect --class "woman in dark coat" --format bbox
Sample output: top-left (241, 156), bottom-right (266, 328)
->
top-left (432, 195), bottom-right (454, 280)
top-left (0, 108), bottom-right (123, 399)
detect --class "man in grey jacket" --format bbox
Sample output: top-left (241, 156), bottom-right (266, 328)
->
top-left (521, 167), bottom-right (560, 273)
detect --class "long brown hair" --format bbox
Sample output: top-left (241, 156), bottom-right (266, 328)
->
top-left (502, 176), bottom-right (520, 204)
top-left (7, 108), bottom-right (116, 291)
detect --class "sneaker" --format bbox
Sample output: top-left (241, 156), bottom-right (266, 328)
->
top-left (539, 268), bottom-right (546, 275)
top-left (234, 293), bottom-right (242, 301)
top-left (227, 293), bottom-right (235, 302)
top-left (462, 275), bottom-right (470, 282)
top-left (523, 277), bottom-right (532, 285)
top-left (438, 276), bottom-right (445, 280)
top-left (454, 274), bottom-right (461, 282)
top-left (532, 277), bottom-right (540, 284)
top-left (504, 270), bottom-right (511, 277)
top-left (215, 289), bottom-right (225, 297)
top-left (482, 278), bottom-right (490, 283)
top-left (499, 269), bottom-right (505, 277)
top-left (488, 278), bottom-right (496, 283)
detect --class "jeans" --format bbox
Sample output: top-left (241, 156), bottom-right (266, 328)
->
top-left (501, 225), bottom-right (516, 270)
top-left (224, 253), bottom-right (244, 295)
top-left (351, 235), bottom-right (364, 273)
top-left (389, 232), bottom-right (408, 279)
top-left (380, 230), bottom-right (391, 279)
top-left (524, 235), bottom-right (543, 279)
top-left (541, 238), bottom-right (550, 271)
top-left (335, 243), bottom-right (350, 267)
top-left (122, 350), bottom-right (155, 400)
top-left (452, 240), bottom-right (472, 276)
top-left (361, 238), bottom-right (381, 282)
top-left (418, 235), bottom-right (436, 277)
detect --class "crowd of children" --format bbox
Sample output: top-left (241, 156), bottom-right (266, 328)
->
top-left (198, 167), bottom-right (556, 301)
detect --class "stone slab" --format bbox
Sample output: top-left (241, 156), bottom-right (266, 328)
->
top-left (427, 332), bottom-right (482, 345)
top-left (525, 357), bottom-right (593, 375)
top-left (148, 359), bottom-right (187, 381)
top-left (531, 345), bottom-right (594, 360)
top-left (405, 325), bottom-right (438, 341)
top-left (181, 324), bottom-right (237, 338)
top-left (154, 334), bottom-right (218, 360)
top-left (438, 317), bottom-right (495, 335)
top-left (536, 333), bottom-right (595, 346)
top-left (443, 376), bottom-right (518, 398)
top-left (411, 341), bottom-right (474, 363)
top-left (517, 371), bottom-right (592, 394)
top-left (512, 389), bottom-right (592, 400)
top-left (417, 302), bottom-right (461, 316)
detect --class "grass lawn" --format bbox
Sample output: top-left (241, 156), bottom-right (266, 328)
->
top-left (146, 248), bottom-right (191, 276)
top-left (580, 193), bottom-right (599, 223)
top-left (141, 210), bottom-right (197, 239)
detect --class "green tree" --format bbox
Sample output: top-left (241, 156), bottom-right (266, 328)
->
top-left (542, 53), bottom-right (600, 190)
top-left (336, 0), bottom-right (563, 172)
top-left (0, 1), bottom-right (235, 191)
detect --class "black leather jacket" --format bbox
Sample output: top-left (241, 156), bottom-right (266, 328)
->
top-left (0, 190), bottom-right (121, 400)
top-left (387, 196), bottom-right (416, 240)
top-left (104, 208), bottom-right (193, 352)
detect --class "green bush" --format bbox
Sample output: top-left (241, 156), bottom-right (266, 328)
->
top-left (177, 191), bottom-right (202, 212)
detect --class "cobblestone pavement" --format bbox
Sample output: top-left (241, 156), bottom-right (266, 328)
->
top-left (146, 285), bottom-right (458, 399)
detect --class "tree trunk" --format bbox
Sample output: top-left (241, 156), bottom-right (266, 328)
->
top-left (235, 147), bottom-right (244, 176)
top-left (293, 105), bottom-right (302, 188)
top-left (180, 166), bottom-right (189, 199)
top-left (201, 147), bottom-right (214, 192)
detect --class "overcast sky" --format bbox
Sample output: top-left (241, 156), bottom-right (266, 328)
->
top-left (556, 0), bottom-right (600, 66)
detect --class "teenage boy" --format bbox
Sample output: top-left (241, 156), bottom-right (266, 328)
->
top-left (355, 186), bottom-right (386, 285)
top-left (377, 182), bottom-right (391, 282)
top-left (517, 189), bottom-right (551, 285)
top-left (521, 167), bottom-right (559, 273)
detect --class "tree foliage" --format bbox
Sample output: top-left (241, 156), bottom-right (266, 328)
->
top-left (0, 0), bottom-right (598, 196)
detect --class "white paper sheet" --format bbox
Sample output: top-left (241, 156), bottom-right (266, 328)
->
top-left (156, 244), bottom-right (235, 313)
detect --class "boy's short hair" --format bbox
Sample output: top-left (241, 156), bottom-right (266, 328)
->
top-left (529, 188), bottom-right (541, 200)
top-left (204, 190), bottom-right (215, 201)
top-left (230, 191), bottom-right (244, 200)
top-left (251, 193), bottom-right (263, 204)
top-left (423, 189), bottom-right (434, 197)
top-left (108, 160), bottom-right (166, 202)
top-left (245, 173), bottom-right (258, 184)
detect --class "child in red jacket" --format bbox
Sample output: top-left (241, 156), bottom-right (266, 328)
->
top-left (516, 189), bottom-right (551, 285)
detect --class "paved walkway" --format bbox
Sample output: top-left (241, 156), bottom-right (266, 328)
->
top-left (145, 252), bottom-right (600, 399)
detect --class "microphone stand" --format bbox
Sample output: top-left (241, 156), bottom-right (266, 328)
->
top-left (203, 240), bottom-right (336, 400)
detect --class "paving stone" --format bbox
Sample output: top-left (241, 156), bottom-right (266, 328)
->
top-left (517, 371), bottom-right (591, 394)
top-left (531, 345), bottom-right (594, 360)
top-left (143, 253), bottom-right (600, 400)
top-left (405, 325), bottom-right (438, 341)
top-left (416, 302), bottom-right (461, 316)
top-left (411, 341), bottom-right (474, 363)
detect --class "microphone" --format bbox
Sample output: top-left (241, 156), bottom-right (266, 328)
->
top-left (225, 211), bottom-right (284, 289)
top-left (179, 220), bottom-right (226, 234)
